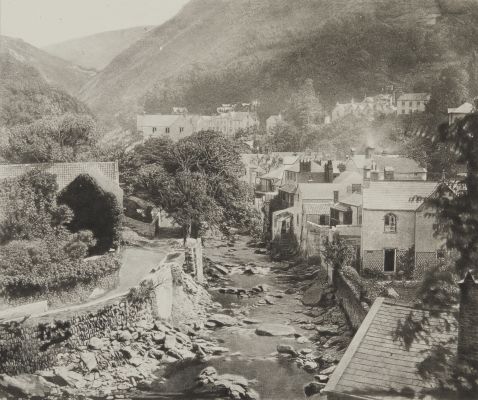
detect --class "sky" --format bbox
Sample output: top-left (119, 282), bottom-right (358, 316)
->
top-left (0, 0), bottom-right (190, 47)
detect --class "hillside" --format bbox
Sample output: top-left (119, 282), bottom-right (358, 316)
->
top-left (0, 51), bottom-right (90, 128)
top-left (44, 26), bottom-right (154, 71)
top-left (0, 36), bottom-right (93, 95)
top-left (79, 0), bottom-right (478, 120)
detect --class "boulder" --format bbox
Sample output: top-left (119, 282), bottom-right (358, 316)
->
top-left (208, 314), bottom-right (237, 327)
top-left (255, 323), bottom-right (296, 337)
top-left (304, 382), bottom-right (324, 397)
top-left (0, 374), bottom-right (53, 397)
top-left (243, 318), bottom-right (261, 324)
top-left (302, 282), bottom-right (325, 306)
top-left (314, 375), bottom-right (329, 383)
top-left (80, 351), bottom-right (98, 372)
top-left (386, 287), bottom-right (400, 299)
top-left (264, 296), bottom-right (275, 305)
top-left (243, 267), bottom-right (256, 275)
top-left (117, 330), bottom-right (133, 342)
top-left (163, 334), bottom-right (177, 350)
top-left (296, 336), bottom-right (310, 344)
top-left (152, 332), bottom-right (166, 344)
top-left (304, 361), bottom-right (318, 372)
top-left (316, 324), bottom-right (340, 336)
top-left (88, 337), bottom-right (104, 350)
top-left (320, 365), bottom-right (337, 375)
top-left (53, 367), bottom-right (87, 388)
top-left (277, 344), bottom-right (298, 357)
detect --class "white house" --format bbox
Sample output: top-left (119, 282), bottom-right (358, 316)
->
top-left (448, 102), bottom-right (473, 125)
top-left (137, 114), bottom-right (194, 140)
top-left (396, 93), bottom-right (430, 115)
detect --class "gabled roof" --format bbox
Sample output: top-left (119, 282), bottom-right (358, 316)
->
top-left (285, 160), bottom-right (325, 173)
top-left (324, 298), bottom-right (457, 400)
top-left (363, 181), bottom-right (438, 211)
top-left (303, 203), bottom-right (332, 215)
top-left (137, 114), bottom-right (182, 127)
top-left (298, 183), bottom-right (346, 201)
top-left (448, 102), bottom-right (473, 114)
top-left (339, 192), bottom-right (362, 207)
top-left (397, 93), bottom-right (430, 101)
top-left (259, 166), bottom-right (285, 181)
top-left (278, 182), bottom-right (298, 194)
top-left (349, 155), bottom-right (426, 174)
top-left (333, 170), bottom-right (363, 184)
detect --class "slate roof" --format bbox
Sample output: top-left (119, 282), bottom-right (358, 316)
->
top-left (448, 102), bottom-right (473, 114)
top-left (363, 181), bottom-right (438, 211)
top-left (298, 183), bottom-right (346, 201)
top-left (285, 161), bottom-right (325, 173)
top-left (137, 114), bottom-right (182, 127)
top-left (324, 298), bottom-right (457, 400)
top-left (333, 171), bottom-right (363, 184)
top-left (397, 93), bottom-right (430, 102)
top-left (303, 202), bottom-right (332, 215)
top-left (0, 162), bottom-right (122, 204)
top-left (350, 155), bottom-right (426, 174)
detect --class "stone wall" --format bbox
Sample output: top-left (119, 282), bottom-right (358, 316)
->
top-left (333, 270), bottom-right (369, 331)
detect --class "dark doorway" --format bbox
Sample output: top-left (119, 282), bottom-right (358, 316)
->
top-left (384, 249), bottom-right (396, 272)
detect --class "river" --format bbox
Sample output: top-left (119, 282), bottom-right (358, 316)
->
top-left (154, 236), bottom-right (323, 400)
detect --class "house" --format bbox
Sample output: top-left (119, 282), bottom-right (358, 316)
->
top-left (266, 115), bottom-right (282, 134)
top-left (448, 102), bottom-right (473, 125)
top-left (361, 181), bottom-right (445, 278)
top-left (396, 93), bottom-right (430, 115)
top-left (282, 160), bottom-right (339, 185)
top-left (331, 95), bottom-right (396, 122)
top-left (324, 295), bottom-right (458, 400)
top-left (333, 170), bottom-right (363, 193)
top-left (137, 114), bottom-right (194, 140)
top-left (172, 107), bottom-right (188, 114)
top-left (197, 111), bottom-right (259, 138)
top-left (331, 192), bottom-right (362, 227)
top-left (346, 147), bottom-right (427, 181)
top-left (0, 162), bottom-right (123, 218)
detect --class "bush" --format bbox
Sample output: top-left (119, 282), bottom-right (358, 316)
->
top-left (58, 174), bottom-right (122, 253)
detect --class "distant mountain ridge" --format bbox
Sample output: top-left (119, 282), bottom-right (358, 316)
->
top-left (44, 26), bottom-right (154, 71)
top-left (79, 0), bottom-right (470, 118)
top-left (0, 35), bottom-right (93, 95)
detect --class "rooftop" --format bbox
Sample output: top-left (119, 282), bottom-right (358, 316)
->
top-left (137, 114), bottom-right (183, 127)
top-left (448, 102), bottom-right (473, 114)
top-left (363, 181), bottom-right (438, 211)
top-left (298, 182), bottom-right (346, 200)
top-left (397, 93), bottom-right (430, 101)
top-left (350, 155), bottom-right (426, 174)
top-left (339, 192), bottom-right (362, 207)
top-left (333, 170), bottom-right (363, 184)
top-left (303, 202), bottom-right (332, 215)
top-left (259, 166), bottom-right (285, 180)
top-left (324, 298), bottom-right (457, 400)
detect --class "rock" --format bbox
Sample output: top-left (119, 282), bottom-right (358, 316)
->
top-left (304, 361), bottom-right (318, 372)
top-left (80, 351), bottom-right (98, 372)
top-left (264, 296), bottom-right (275, 305)
top-left (208, 314), bottom-right (237, 327)
top-left (243, 318), bottom-right (261, 324)
top-left (320, 365), bottom-right (337, 375)
top-left (314, 375), bottom-right (329, 383)
top-left (212, 264), bottom-right (229, 275)
top-left (386, 287), bottom-right (400, 299)
top-left (129, 357), bottom-right (144, 367)
top-left (316, 324), bottom-right (340, 336)
top-left (277, 344), bottom-right (298, 357)
top-left (117, 330), bottom-right (133, 342)
top-left (0, 374), bottom-right (53, 397)
top-left (300, 348), bottom-right (313, 355)
top-left (88, 287), bottom-right (106, 299)
top-left (302, 282), bottom-right (325, 306)
top-left (258, 284), bottom-right (271, 292)
top-left (88, 337), bottom-right (104, 350)
top-left (53, 367), bottom-right (86, 388)
top-left (296, 336), bottom-right (310, 344)
top-left (255, 323), bottom-right (296, 337)
top-left (210, 346), bottom-right (230, 355)
top-left (243, 267), bottom-right (256, 275)
top-left (163, 334), bottom-right (177, 350)
top-left (304, 382), bottom-right (323, 397)
top-left (152, 331), bottom-right (166, 343)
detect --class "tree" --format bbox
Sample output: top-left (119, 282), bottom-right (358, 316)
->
top-left (283, 78), bottom-right (324, 128)
top-left (4, 113), bottom-right (97, 163)
top-left (127, 131), bottom-right (258, 242)
top-left (267, 121), bottom-right (302, 152)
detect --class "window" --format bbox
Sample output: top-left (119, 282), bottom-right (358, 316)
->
top-left (437, 250), bottom-right (446, 260)
top-left (165, 127), bottom-right (170, 134)
top-left (409, 101), bottom-right (412, 107)
top-left (179, 127), bottom-right (184, 133)
top-left (384, 213), bottom-right (397, 233)
top-left (152, 127), bottom-right (157, 133)
top-left (319, 215), bottom-right (330, 226)
top-left (402, 101), bottom-right (405, 106)
top-left (402, 110), bottom-right (405, 114)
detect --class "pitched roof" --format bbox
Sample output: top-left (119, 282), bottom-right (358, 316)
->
top-left (339, 192), bottom-right (362, 207)
top-left (278, 182), bottom-right (298, 194)
top-left (324, 298), bottom-right (457, 400)
top-left (448, 102), bottom-right (473, 114)
top-left (0, 162), bottom-right (122, 203)
top-left (298, 183), bottom-right (346, 200)
top-left (397, 93), bottom-right (430, 101)
top-left (259, 166), bottom-right (285, 180)
top-left (285, 160), bottom-right (325, 173)
top-left (363, 181), bottom-right (438, 211)
top-left (137, 114), bottom-right (181, 127)
top-left (303, 202), bottom-right (332, 215)
top-left (350, 155), bottom-right (426, 174)
top-left (334, 171), bottom-right (363, 184)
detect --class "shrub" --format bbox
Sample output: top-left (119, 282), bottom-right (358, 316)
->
top-left (58, 174), bottom-right (122, 253)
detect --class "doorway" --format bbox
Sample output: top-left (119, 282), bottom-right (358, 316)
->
top-left (384, 249), bottom-right (396, 272)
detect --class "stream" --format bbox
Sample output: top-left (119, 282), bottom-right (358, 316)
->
top-left (154, 237), bottom-right (323, 400)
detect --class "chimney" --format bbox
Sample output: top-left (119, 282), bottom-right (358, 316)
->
top-left (458, 271), bottom-right (478, 367)
top-left (350, 147), bottom-right (356, 157)
top-left (333, 190), bottom-right (339, 203)
top-left (363, 166), bottom-right (371, 180)
top-left (370, 170), bottom-right (379, 181)
top-left (325, 160), bottom-right (334, 183)
top-left (384, 167), bottom-right (395, 181)
top-left (300, 161), bottom-right (311, 173)
top-left (365, 146), bottom-right (375, 159)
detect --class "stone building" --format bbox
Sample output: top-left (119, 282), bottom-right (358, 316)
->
top-left (136, 114), bottom-right (194, 140)
top-left (396, 93), bottom-right (430, 115)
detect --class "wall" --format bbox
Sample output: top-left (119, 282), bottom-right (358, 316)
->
top-left (333, 270), bottom-right (369, 331)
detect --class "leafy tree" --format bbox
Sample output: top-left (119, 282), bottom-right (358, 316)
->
top-left (4, 113), bottom-right (97, 163)
top-left (267, 121), bottom-right (302, 152)
top-left (57, 174), bottom-right (123, 253)
top-left (283, 78), bottom-right (324, 128)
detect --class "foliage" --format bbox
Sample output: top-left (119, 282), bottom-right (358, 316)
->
top-left (0, 170), bottom-right (73, 243)
top-left (3, 113), bottom-right (97, 163)
top-left (321, 235), bottom-right (350, 272)
top-left (283, 78), bottom-right (324, 128)
top-left (126, 280), bottom-right (155, 305)
top-left (124, 131), bottom-right (258, 241)
top-left (399, 246), bottom-right (415, 281)
top-left (57, 174), bottom-right (123, 252)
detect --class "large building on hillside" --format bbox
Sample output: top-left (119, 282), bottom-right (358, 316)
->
top-left (361, 181), bottom-right (445, 279)
top-left (396, 93), bottom-right (430, 115)
top-left (197, 111), bottom-right (259, 138)
top-left (136, 114), bottom-right (195, 140)
top-left (331, 95), bottom-right (395, 122)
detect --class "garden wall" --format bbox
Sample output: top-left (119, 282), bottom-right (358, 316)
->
top-left (333, 270), bottom-right (369, 331)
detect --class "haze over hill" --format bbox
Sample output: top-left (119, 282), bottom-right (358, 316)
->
top-left (0, 36), bottom-right (93, 95)
top-left (44, 26), bottom-right (154, 71)
top-left (78, 0), bottom-right (478, 121)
